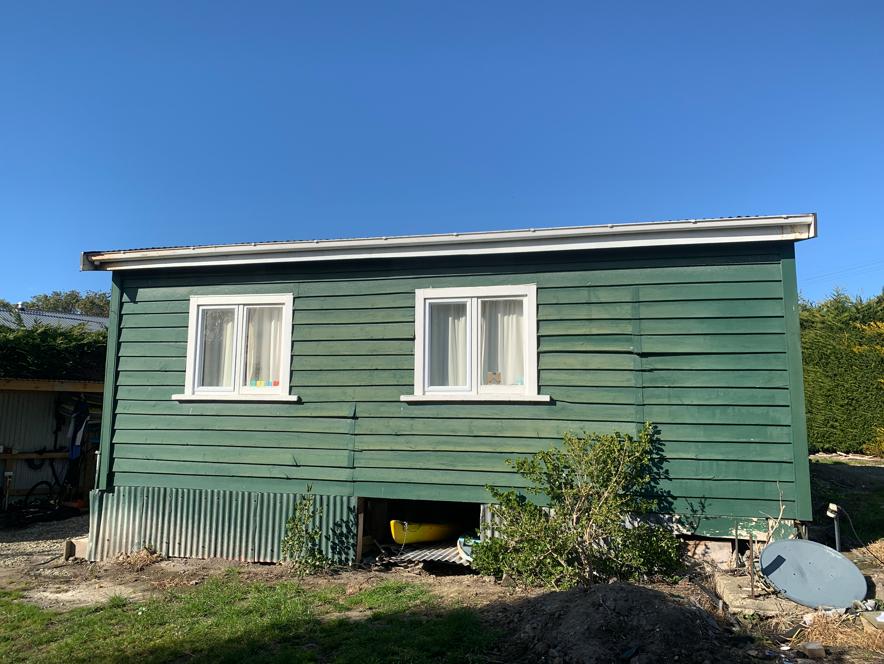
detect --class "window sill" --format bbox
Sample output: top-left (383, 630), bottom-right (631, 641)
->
top-left (171, 393), bottom-right (300, 403)
top-left (400, 394), bottom-right (551, 403)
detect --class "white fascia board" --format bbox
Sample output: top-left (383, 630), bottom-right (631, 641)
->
top-left (81, 213), bottom-right (816, 271)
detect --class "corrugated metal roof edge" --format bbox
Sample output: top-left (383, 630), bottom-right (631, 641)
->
top-left (82, 213), bottom-right (817, 272)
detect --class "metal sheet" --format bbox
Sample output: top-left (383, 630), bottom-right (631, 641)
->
top-left (0, 391), bottom-right (56, 452)
top-left (759, 539), bottom-right (867, 609)
top-left (0, 391), bottom-right (60, 493)
top-left (88, 486), bottom-right (356, 563)
top-left (384, 543), bottom-right (469, 566)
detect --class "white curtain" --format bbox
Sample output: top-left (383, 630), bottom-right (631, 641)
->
top-left (428, 302), bottom-right (466, 387)
top-left (199, 308), bottom-right (234, 388)
top-left (245, 306), bottom-right (282, 387)
top-left (482, 299), bottom-right (524, 386)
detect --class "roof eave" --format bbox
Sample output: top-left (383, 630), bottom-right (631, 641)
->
top-left (81, 213), bottom-right (817, 272)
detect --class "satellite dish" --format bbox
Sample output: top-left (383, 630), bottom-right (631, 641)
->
top-left (759, 539), bottom-right (867, 609)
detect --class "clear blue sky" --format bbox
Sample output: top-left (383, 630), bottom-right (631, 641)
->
top-left (1, 2), bottom-right (881, 304)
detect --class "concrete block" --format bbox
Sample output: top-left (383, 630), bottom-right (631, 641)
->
top-left (861, 611), bottom-right (884, 633)
top-left (686, 539), bottom-right (733, 568)
top-left (63, 536), bottom-right (88, 561)
top-left (797, 642), bottom-right (825, 659)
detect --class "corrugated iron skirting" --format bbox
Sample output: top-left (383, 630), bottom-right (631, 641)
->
top-left (88, 487), bottom-right (357, 563)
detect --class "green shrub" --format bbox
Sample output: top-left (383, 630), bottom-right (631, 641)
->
top-left (280, 490), bottom-right (330, 577)
top-left (0, 322), bottom-right (106, 381)
top-left (801, 291), bottom-right (884, 454)
top-left (472, 423), bottom-right (683, 589)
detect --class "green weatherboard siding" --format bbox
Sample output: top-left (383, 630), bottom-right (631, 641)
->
top-left (96, 243), bottom-right (812, 548)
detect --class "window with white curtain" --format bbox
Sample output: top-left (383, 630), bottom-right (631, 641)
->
top-left (405, 284), bottom-right (548, 402)
top-left (174, 294), bottom-right (295, 401)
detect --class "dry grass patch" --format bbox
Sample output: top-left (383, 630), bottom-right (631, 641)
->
top-left (796, 613), bottom-right (884, 657)
top-left (864, 539), bottom-right (884, 563)
top-left (115, 548), bottom-right (164, 572)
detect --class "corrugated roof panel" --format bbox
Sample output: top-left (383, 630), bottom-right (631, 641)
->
top-left (0, 308), bottom-right (107, 331)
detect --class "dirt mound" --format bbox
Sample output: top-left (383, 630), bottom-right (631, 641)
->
top-left (496, 582), bottom-right (753, 664)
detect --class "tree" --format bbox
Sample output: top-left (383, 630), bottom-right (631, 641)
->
top-left (21, 290), bottom-right (110, 317)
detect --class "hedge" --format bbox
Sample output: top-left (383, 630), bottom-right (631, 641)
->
top-left (800, 291), bottom-right (884, 454)
top-left (0, 323), bottom-right (107, 382)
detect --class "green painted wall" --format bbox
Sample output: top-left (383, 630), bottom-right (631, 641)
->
top-left (99, 242), bottom-right (812, 528)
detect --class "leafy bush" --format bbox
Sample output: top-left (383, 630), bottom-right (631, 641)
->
top-left (472, 423), bottom-right (683, 589)
top-left (280, 490), bottom-right (330, 577)
top-left (0, 322), bottom-right (107, 381)
top-left (801, 291), bottom-right (884, 454)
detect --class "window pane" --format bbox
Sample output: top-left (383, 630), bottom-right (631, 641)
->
top-left (198, 308), bottom-right (235, 388)
top-left (427, 302), bottom-right (467, 387)
top-left (244, 306), bottom-right (283, 388)
top-left (481, 299), bottom-right (524, 386)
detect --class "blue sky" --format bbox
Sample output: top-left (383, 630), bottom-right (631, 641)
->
top-left (1, 2), bottom-right (881, 303)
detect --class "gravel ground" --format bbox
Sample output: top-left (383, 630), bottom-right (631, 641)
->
top-left (0, 515), bottom-right (89, 567)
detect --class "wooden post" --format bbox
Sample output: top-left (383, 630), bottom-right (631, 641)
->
top-left (354, 498), bottom-right (365, 563)
top-left (748, 532), bottom-right (756, 599)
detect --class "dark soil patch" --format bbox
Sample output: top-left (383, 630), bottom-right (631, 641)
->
top-left (487, 581), bottom-right (754, 664)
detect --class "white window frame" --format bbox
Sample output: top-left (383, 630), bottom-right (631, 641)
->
top-left (173, 293), bottom-right (296, 402)
top-left (402, 284), bottom-right (550, 402)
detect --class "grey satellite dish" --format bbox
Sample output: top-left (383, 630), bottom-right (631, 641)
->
top-left (759, 539), bottom-right (867, 609)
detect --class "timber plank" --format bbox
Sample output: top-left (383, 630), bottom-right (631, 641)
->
top-left (641, 370), bottom-right (789, 388)
top-left (641, 334), bottom-right (786, 354)
top-left (539, 335), bottom-right (634, 352)
top-left (642, 387), bottom-right (790, 406)
top-left (120, 328), bottom-right (188, 343)
top-left (354, 451), bottom-right (794, 482)
top-left (293, 370), bottom-right (411, 387)
top-left (644, 404), bottom-right (791, 426)
top-left (355, 418), bottom-right (636, 438)
top-left (295, 308), bottom-right (414, 324)
top-left (642, 354), bottom-right (788, 370)
top-left (538, 282), bottom-right (782, 305)
top-left (116, 386), bottom-right (179, 401)
top-left (118, 357), bottom-right (185, 372)
top-left (542, 386), bottom-right (637, 404)
top-left (113, 472), bottom-right (352, 496)
top-left (539, 354), bottom-right (635, 371)
top-left (112, 458), bottom-right (353, 481)
top-left (121, 313), bottom-right (189, 328)
top-left (293, 323), bottom-right (413, 341)
top-left (363, 401), bottom-right (635, 421)
top-left (114, 444), bottom-right (351, 467)
top-left (115, 400), bottom-right (352, 418)
top-left (356, 419), bottom-right (792, 442)
top-left (354, 434), bottom-right (560, 453)
top-left (640, 318), bottom-right (785, 335)
top-left (112, 429), bottom-right (353, 448)
top-left (119, 342), bottom-right (186, 357)
top-left (114, 414), bottom-right (354, 434)
top-left (539, 300), bottom-right (784, 320)
top-left (295, 386), bottom-right (407, 402)
top-left (117, 371), bottom-right (185, 386)
top-left (292, 340), bottom-right (413, 355)
top-left (296, 355), bottom-right (413, 370)
top-left (353, 482), bottom-right (498, 503)
top-left (122, 263), bottom-right (783, 298)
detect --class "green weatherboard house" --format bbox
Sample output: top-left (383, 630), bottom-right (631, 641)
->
top-left (82, 214), bottom-right (816, 562)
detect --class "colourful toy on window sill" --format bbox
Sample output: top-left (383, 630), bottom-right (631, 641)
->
top-left (249, 379), bottom-right (280, 387)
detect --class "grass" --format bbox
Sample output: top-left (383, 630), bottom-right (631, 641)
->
top-left (0, 572), bottom-right (491, 664)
